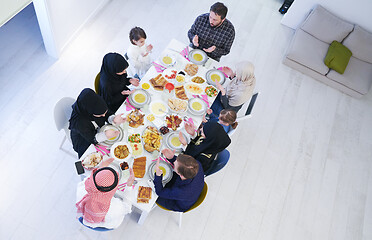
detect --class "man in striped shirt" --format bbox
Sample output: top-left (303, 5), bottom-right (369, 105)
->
top-left (188, 2), bottom-right (235, 61)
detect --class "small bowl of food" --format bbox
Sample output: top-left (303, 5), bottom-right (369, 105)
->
top-left (110, 142), bottom-right (132, 161)
top-left (82, 152), bottom-right (103, 170)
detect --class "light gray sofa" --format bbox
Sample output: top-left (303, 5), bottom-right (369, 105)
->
top-left (283, 4), bottom-right (372, 98)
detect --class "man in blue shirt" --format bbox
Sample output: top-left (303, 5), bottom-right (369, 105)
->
top-left (188, 2), bottom-right (235, 61)
top-left (154, 150), bottom-right (204, 212)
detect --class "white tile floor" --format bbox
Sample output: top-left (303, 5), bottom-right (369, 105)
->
top-left (1, 0), bottom-right (372, 239)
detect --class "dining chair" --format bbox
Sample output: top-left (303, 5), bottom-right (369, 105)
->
top-left (54, 97), bottom-right (76, 157)
top-left (204, 149), bottom-right (230, 177)
top-left (156, 182), bottom-right (208, 228)
top-left (228, 92), bottom-right (259, 137)
top-left (94, 72), bottom-right (100, 94)
top-left (78, 217), bottom-right (113, 231)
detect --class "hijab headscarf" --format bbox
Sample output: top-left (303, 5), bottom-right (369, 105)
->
top-left (69, 88), bottom-right (108, 129)
top-left (100, 53), bottom-right (129, 83)
top-left (99, 53), bottom-right (131, 112)
top-left (186, 121), bottom-right (231, 157)
top-left (76, 167), bottom-right (119, 223)
top-left (226, 61), bottom-right (256, 106)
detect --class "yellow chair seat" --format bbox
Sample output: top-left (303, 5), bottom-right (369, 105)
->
top-left (156, 182), bottom-right (208, 227)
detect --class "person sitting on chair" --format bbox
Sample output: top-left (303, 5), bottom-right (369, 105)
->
top-left (98, 52), bottom-right (140, 112)
top-left (69, 88), bottom-right (126, 158)
top-left (187, 2), bottom-right (235, 61)
top-left (204, 109), bottom-right (238, 133)
top-left (154, 152), bottom-right (204, 212)
top-left (76, 158), bottom-right (134, 229)
top-left (179, 121), bottom-right (231, 172)
top-left (210, 61), bottom-right (256, 116)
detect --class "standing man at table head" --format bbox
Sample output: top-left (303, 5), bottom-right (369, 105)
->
top-left (188, 2), bottom-right (235, 61)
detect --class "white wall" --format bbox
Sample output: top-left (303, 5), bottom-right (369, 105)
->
top-left (281, 0), bottom-right (372, 32)
top-left (33, 0), bottom-right (108, 58)
top-left (0, 0), bottom-right (32, 27)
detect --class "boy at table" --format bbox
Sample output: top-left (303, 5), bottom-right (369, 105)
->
top-left (153, 150), bottom-right (204, 212)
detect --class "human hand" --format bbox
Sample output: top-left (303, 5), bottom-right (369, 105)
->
top-left (222, 66), bottom-right (234, 77)
top-left (161, 148), bottom-right (176, 159)
top-left (206, 109), bottom-right (213, 115)
top-left (203, 45), bottom-right (216, 53)
top-left (113, 113), bottom-right (126, 124)
top-left (105, 129), bottom-right (120, 139)
top-left (185, 122), bottom-right (196, 135)
top-left (129, 78), bottom-right (140, 86)
top-left (155, 158), bottom-right (163, 176)
top-left (127, 168), bottom-right (135, 186)
top-left (179, 132), bottom-right (187, 146)
top-left (192, 35), bottom-right (199, 47)
top-left (215, 81), bottom-right (226, 95)
top-left (146, 44), bottom-right (153, 52)
top-left (100, 157), bottom-right (114, 168)
top-left (121, 90), bottom-right (133, 95)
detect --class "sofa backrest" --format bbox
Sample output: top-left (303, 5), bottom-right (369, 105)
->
top-left (300, 5), bottom-right (354, 44)
top-left (343, 25), bottom-right (372, 64)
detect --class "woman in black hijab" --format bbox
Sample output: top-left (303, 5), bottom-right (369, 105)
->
top-left (98, 53), bottom-right (139, 112)
top-left (69, 88), bottom-right (126, 158)
top-left (180, 121), bottom-right (231, 172)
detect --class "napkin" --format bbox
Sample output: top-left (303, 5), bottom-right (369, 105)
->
top-left (152, 62), bottom-right (166, 72)
top-left (118, 183), bottom-right (127, 192)
top-left (180, 46), bottom-right (190, 61)
top-left (125, 101), bottom-right (136, 111)
top-left (217, 67), bottom-right (229, 78)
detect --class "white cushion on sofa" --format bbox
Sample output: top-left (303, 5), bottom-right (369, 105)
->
top-left (286, 29), bottom-right (330, 75)
top-left (343, 25), bottom-right (372, 64)
top-left (326, 57), bottom-right (372, 95)
top-left (301, 5), bottom-right (354, 44)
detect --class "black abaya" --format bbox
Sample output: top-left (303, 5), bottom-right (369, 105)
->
top-left (184, 121), bottom-right (231, 171)
top-left (69, 88), bottom-right (113, 158)
top-left (98, 53), bottom-right (132, 112)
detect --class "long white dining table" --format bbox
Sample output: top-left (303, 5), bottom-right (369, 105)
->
top-left (79, 38), bottom-right (222, 225)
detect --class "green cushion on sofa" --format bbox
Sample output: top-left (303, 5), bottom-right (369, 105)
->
top-left (324, 41), bottom-right (352, 74)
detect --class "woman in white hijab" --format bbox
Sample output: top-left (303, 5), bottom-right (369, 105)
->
top-left (211, 61), bottom-right (256, 115)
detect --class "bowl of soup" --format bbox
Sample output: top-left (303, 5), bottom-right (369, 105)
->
top-left (188, 97), bottom-right (207, 116)
top-left (160, 54), bottom-right (176, 67)
top-left (128, 89), bottom-right (151, 108)
top-left (188, 49), bottom-right (208, 65)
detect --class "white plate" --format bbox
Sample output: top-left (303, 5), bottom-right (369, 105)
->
top-left (184, 83), bottom-right (204, 95)
top-left (206, 69), bottom-right (226, 86)
top-left (149, 101), bottom-right (168, 117)
top-left (163, 68), bottom-right (178, 81)
top-left (82, 152), bottom-right (103, 170)
top-left (98, 124), bottom-right (124, 147)
top-left (110, 142), bottom-right (132, 161)
top-left (165, 131), bottom-right (185, 152)
top-left (188, 49), bottom-right (208, 65)
top-left (188, 97), bottom-right (207, 115)
top-left (128, 89), bottom-right (151, 108)
top-left (160, 54), bottom-right (176, 67)
top-left (148, 161), bottom-right (173, 184)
